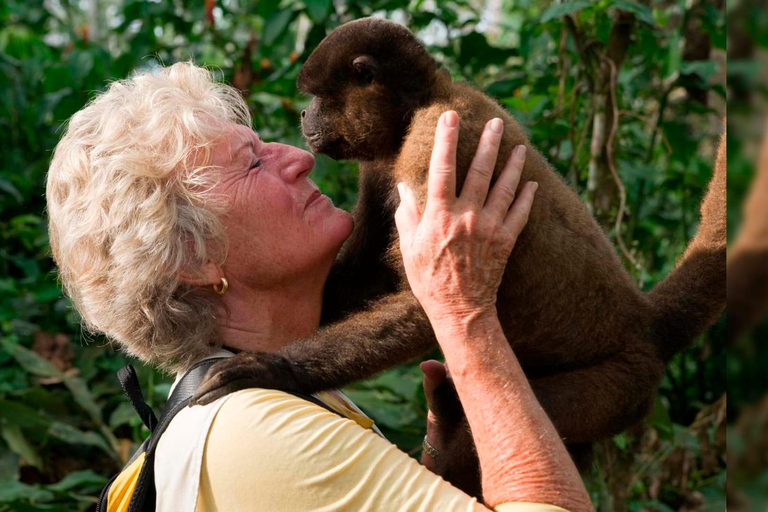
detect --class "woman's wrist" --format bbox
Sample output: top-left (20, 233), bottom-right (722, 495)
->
top-left (429, 307), bottom-right (504, 351)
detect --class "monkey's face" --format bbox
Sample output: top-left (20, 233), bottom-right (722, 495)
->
top-left (300, 55), bottom-right (411, 161)
top-left (297, 18), bottom-right (439, 161)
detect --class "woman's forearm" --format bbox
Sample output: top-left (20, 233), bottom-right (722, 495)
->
top-left (433, 310), bottom-right (591, 511)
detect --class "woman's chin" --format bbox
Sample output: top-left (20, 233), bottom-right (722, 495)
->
top-left (330, 208), bottom-right (354, 241)
top-left (306, 197), bottom-right (354, 246)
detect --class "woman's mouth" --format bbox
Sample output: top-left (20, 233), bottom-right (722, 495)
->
top-left (305, 189), bottom-right (324, 208)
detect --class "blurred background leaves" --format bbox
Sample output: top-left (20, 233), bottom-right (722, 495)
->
top-left (0, 0), bottom-right (724, 510)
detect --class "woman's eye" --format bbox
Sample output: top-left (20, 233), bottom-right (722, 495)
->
top-left (248, 159), bottom-right (262, 173)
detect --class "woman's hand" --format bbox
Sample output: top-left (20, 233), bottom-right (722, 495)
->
top-left (395, 110), bottom-right (537, 328)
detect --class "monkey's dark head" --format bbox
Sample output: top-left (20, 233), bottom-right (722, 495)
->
top-left (297, 18), bottom-right (439, 161)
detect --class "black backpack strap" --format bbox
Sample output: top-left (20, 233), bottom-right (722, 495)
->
top-left (117, 365), bottom-right (158, 432)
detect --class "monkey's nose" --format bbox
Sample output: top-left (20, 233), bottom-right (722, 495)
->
top-left (301, 110), bottom-right (306, 118)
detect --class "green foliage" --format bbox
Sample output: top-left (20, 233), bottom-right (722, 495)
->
top-left (0, 0), bottom-right (724, 510)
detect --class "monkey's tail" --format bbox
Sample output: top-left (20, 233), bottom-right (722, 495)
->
top-left (647, 129), bottom-right (726, 361)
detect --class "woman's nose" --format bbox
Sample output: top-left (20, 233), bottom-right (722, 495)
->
top-left (268, 143), bottom-right (315, 182)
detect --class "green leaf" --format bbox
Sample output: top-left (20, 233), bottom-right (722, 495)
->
top-left (1, 339), bottom-right (104, 425)
top-left (0, 479), bottom-right (54, 503)
top-left (0, 400), bottom-right (51, 430)
top-left (305, 0), bottom-right (332, 22)
top-left (62, 376), bottom-right (103, 426)
top-left (47, 470), bottom-right (106, 492)
top-left (1, 425), bottom-right (42, 471)
top-left (611, 0), bottom-right (655, 25)
top-left (485, 74), bottom-right (527, 98)
top-left (68, 49), bottom-right (94, 85)
top-left (48, 422), bottom-right (111, 454)
top-left (541, 1), bottom-right (591, 23)
top-left (263, 8), bottom-right (296, 47)
top-left (0, 176), bottom-right (22, 203)
top-left (31, 284), bottom-right (62, 303)
top-left (0, 450), bottom-right (19, 481)
top-left (665, 29), bottom-right (682, 79)
top-left (680, 60), bottom-right (719, 81)
top-left (109, 401), bottom-right (140, 429)
top-left (0, 338), bottom-right (63, 379)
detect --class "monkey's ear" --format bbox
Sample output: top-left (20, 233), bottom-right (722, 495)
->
top-left (352, 55), bottom-right (380, 85)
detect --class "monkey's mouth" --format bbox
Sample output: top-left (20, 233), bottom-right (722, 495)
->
top-left (304, 131), bottom-right (348, 160)
top-left (304, 132), bottom-right (323, 150)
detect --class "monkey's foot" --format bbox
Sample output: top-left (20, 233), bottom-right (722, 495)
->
top-left (190, 352), bottom-right (301, 406)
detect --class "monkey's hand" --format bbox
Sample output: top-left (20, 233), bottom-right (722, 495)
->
top-left (191, 352), bottom-right (301, 406)
top-left (420, 360), bottom-right (482, 498)
top-left (421, 360), bottom-right (463, 470)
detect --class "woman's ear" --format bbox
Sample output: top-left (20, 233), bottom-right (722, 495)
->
top-left (179, 261), bottom-right (223, 287)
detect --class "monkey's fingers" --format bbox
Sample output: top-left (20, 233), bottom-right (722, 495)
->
top-left (503, 181), bottom-right (538, 240)
top-left (421, 359), bottom-right (447, 408)
top-left (426, 111), bottom-right (459, 210)
top-left (485, 145), bottom-right (526, 218)
top-left (460, 118), bottom-right (504, 207)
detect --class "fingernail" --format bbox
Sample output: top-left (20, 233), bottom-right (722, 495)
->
top-left (490, 118), bottom-right (503, 134)
top-left (516, 145), bottom-right (527, 159)
top-left (397, 182), bottom-right (404, 198)
top-left (443, 110), bottom-right (458, 127)
top-left (531, 181), bottom-right (539, 193)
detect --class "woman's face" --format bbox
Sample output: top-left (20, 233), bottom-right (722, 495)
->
top-left (209, 125), bottom-right (353, 289)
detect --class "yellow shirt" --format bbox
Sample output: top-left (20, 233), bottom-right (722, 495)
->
top-left (198, 388), bottom-right (570, 512)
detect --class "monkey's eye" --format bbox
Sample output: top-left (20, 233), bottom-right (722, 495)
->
top-left (248, 159), bottom-right (262, 173)
top-left (352, 56), bottom-right (379, 86)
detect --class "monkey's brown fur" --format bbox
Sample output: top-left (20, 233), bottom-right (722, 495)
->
top-left (193, 18), bottom-right (726, 496)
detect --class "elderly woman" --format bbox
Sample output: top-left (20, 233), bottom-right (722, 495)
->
top-left (46, 62), bottom-right (590, 511)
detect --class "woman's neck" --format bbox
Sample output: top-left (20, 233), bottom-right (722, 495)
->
top-left (215, 278), bottom-right (323, 354)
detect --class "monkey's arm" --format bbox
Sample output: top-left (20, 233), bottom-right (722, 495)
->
top-left (192, 290), bottom-right (437, 405)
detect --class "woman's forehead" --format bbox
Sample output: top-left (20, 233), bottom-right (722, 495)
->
top-left (210, 125), bottom-right (260, 164)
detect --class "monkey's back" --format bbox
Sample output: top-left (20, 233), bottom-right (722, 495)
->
top-left (393, 81), bottom-right (656, 376)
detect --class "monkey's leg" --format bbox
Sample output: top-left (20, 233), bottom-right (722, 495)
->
top-left (528, 349), bottom-right (663, 445)
top-left (192, 290), bottom-right (437, 405)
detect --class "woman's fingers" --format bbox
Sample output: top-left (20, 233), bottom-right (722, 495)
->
top-left (426, 111), bottom-right (459, 211)
top-left (485, 145), bottom-right (527, 217)
top-left (460, 118), bottom-right (504, 206)
top-left (504, 180), bottom-right (538, 238)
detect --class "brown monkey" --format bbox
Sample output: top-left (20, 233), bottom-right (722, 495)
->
top-left (193, 18), bottom-right (726, 494)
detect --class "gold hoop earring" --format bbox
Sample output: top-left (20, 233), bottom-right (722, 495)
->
top-left (213, 277), bottom-right (228, 296)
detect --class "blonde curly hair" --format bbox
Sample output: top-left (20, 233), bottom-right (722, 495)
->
top-left (46, 62), bottom-right (251, 372)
